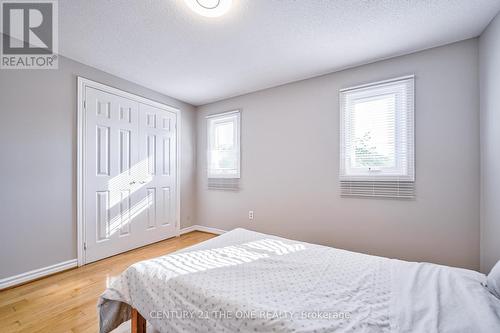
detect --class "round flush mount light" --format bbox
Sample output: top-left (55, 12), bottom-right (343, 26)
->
top-left (184, 0), bottom-right (232, 18)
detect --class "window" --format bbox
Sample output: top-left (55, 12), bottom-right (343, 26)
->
top-left (207, 110), bottom-right (241, 182)
top-left (340, 76), bottom-right (415, 197)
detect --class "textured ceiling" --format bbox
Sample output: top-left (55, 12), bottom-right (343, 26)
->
top-left (58, 0), bottom-right (500, 105)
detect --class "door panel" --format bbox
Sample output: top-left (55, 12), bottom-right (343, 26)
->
top-left (96, 191), bottom-right (110, 241)
top-left (137, 104), bottom-right (177, 243)
top-left (84, 87), bottom-right (177, 263)
top-left (161, 187), bottom-right (172, 226)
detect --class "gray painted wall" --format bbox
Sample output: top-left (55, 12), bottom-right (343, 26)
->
top-left (196, 39), bottom-right (480, 270)
top-left (480, 13), bottom-right (500, 274)
top-left (0, 55), bottom-right (197, 279)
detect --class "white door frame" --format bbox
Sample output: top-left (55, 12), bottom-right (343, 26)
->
top-left (77, 77), bottom-right (181, 266)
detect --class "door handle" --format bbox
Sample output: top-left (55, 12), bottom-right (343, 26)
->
top-left (129, 181), bottom-right (136, 185)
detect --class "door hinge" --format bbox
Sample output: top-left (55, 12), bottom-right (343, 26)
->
top-left (83, 242), bottom-right (87, 250)
top-left (83, 100), bottom-right (86, 110)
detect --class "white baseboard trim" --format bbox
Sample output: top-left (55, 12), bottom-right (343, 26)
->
top-left (0, 259), bottom-right (78, 290)
top-left (180, 225), bottom-right (227, 235)
top-left (179, 225), bottom-right (197, 235)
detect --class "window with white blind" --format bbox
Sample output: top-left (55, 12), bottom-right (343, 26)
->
top-left (339, 76), bottom-right (415, 198)
top-left (207, 111), bottom-right (240, 189)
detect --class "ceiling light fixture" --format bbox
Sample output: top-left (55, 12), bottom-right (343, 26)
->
top-left (184, 0), bottom-right (232, 18)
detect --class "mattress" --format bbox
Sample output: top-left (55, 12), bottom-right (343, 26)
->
top-left (99, 228), bottom-right (500, 332)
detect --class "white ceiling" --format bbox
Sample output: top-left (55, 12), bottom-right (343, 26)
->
top-left (59, 0), bottom-right (500, 106)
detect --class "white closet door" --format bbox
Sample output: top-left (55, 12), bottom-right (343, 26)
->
top-left (137, 103), bottom-right (177, 243)
top-left (83, 87), bottom-right (177, 263)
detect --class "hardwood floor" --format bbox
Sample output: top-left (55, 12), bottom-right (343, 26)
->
top-left (0, 231), bottom-right (216, 333)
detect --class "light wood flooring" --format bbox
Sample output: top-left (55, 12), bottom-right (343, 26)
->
top-left (0, 231), bottom-right (216, 333)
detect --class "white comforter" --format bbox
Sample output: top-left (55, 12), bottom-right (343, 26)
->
top-left (99, 228), bottom-right (500, 332)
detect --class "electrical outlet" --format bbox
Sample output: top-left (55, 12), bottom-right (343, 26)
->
top-left (248, 210), bottom-right (254, 220)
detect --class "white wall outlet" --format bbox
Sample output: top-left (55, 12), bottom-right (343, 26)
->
top-left (248, 210), bottom-right (254, 220)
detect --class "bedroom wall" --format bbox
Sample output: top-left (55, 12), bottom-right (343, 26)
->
top-left (0, 55), bottom-right (197, 279)
top-left (196, 39), bottom-right (480, 270)
top-left (479, 12), bottom-right (500, 274)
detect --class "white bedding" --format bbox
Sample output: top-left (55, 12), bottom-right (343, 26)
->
top-left (99, 228), bottom-right (500, 332)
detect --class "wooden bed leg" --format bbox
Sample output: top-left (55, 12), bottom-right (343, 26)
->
top-left (131, 307), bottom-right (146, 333)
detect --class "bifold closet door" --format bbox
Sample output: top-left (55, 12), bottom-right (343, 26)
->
top-left (84, 87), bottom-right (177, 264)
top-left (136, 103), bottom-right (177, 245)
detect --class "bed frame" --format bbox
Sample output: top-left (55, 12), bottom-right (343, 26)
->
top-left (131, 308), bottom-right (146, 333)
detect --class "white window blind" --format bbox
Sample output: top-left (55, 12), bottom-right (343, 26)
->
top-left (339, 76), bottom-right (415, 198)
top-left (207, 110), bottom-right (240, 190)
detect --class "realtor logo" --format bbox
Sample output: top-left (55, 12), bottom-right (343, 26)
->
top-left (1, 0), bottom-right (58, 69)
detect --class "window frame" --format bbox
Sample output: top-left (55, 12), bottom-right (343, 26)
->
top-left (339, 76), bottom-right (415, 182)
top-left (206, 110), bottom-right (241, 179)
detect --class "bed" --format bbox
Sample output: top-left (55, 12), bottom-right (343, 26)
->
top-left (99, 228), bottom-right (500, 332)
